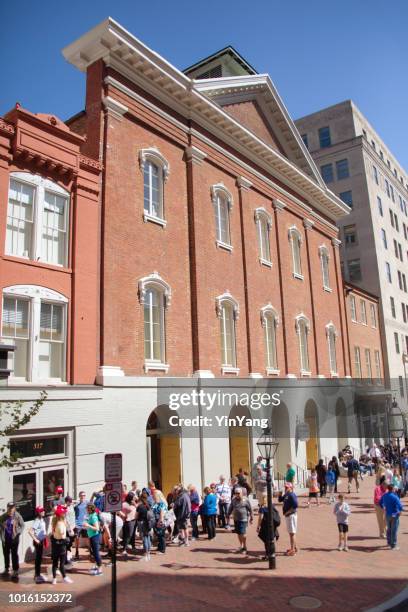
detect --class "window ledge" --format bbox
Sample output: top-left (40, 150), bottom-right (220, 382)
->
top-left (330, 372), bottom-right (339, 378)
top-left (360, 322), bottom-right (368, 326)
top-left (323, 286), bottom-right (332, 293)
top-left (221, 366), bottom-right (240, 375)
top-left (2, 254), bottom-right (71, 274)
top-left (293, 272), bottom-right (304, 280)
top-left (143, 213), bottom-right (167, 227)
top-left (216, 240), bottom-right (233, 252)
top-left (300, 370), bottom-right (312, 377)
top-left (144, 361), bottom-right (169, 373)
top-left (266, 368), bottom-right (280, 376)
top-left (6, 379), bottom-right (68, 386)
top-left (259, 258), bottom-right (272, 268)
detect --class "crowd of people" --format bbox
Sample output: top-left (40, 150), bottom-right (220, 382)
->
top-left (0, 443), bottom-right (406, 584)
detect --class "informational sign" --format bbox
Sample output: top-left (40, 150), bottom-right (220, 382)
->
top-left (296, 421), bottom-right (310, 442)
top-left (105, 453), bottom-right (122, 482)
top-left (104, 482), bottom-right (122, 512)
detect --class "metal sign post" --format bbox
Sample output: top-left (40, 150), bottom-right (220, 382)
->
top-left (105, 453), bottom-right (122, 612)
top-left (112, 512), bottom-right (117, 612)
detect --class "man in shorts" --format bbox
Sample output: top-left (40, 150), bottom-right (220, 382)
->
top-left (333, 494), bottom-right (351, 551)
top-left (278, 482), bottom-right (298, 556)
top-left (227, 487), bottom-right (253, 554)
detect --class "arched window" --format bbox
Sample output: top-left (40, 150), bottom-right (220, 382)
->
top-left (319, 245), bottom-right (331, 290)
top-left (288, 226), bottom-right (303, 278)
top-left (139, 273), bottom-right (171, 370)
top-left (261, 305), bottom-right (279, 372)
top-left (139, 148), bottom-right (169, 225)
top-left (295, 314), bottom-right (310, 374)
top-left (6, 173), bottom-right (69, 266)
top-left (1, 285), bottom-right (67, 382)
top-left (216, 293), bottom-right (239, 372)
top-left (211, 184), bottom-right (233, 249)
top-left (255, 208), bottom-right (272, 265)
top-left (326, 323), bottom-right (338, 375)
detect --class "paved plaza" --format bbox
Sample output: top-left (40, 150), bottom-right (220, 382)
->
top-left (1, 477), bottom-right (406, 612)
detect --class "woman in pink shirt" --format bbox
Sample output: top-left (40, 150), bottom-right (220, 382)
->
top-left (373, 476), bottom-right (387, 538)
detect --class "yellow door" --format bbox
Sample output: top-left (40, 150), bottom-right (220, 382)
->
top-left (229, 426), bottom-right (250, 478)
top-left (305, 416), bottom-right (318, 469)
top-left (160, 436), bottom-right (181, 496)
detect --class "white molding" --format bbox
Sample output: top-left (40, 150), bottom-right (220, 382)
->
top-left (318, 244), bottom-right (330, 259)
top-left (192, 370), bottom-right (215, 378)
top-left (266, 368), bottom-right (280, 376)
top-left (184, 146), bottom-right (207, 165)
top-left (221, 366), bottom-right (240, 375)
top-left (143, 212), bottom-right (167, 227)
top-left (300, 370), bottom-right (312, 377)
top-left (211, 183), bottom-right (233, 209)
top-left (249, 372), bottom-right (263, 379)
top-left (331, 237), bottom-right (342, 248)
top-left (138, 272), bottom-right (171, 308)
top-left (97, 365), bottom-right (125, 377)
top-left (139, 147), bottom-right (170, 181)
top-left (254, 207), bottom-right (272, 227)
top-left (272, 198), bottom-right (286, 212)
top-left (259, 257), bottom-right (272, 268)
top-left (216, 240), bottom-right (233, 252)
top-left (260, 304), bottom-right (280, 327)
top-left (288, 225), bottom-right (303, 244)
top-left (236, 176), bottom-right (253, 191)
top-left (286, 373), bottom-right (297, 378)
top-left (303, 218), bottom-right (314, 230)
top-left (102, 95), bottom-right (128, 119)
top-left (293, 272), bottom-right (304, 281)
top-left (3, 285), bottom-right (68, 303)
top-left (295, 313), bottom-right (311, 333)
top-left (216, 292), bottom-right (240, 320)
top-left (144, 360), bottom-right (169, 373)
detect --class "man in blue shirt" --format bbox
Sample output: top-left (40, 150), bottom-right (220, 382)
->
top-left (380, 484), bottom-right (403, 550)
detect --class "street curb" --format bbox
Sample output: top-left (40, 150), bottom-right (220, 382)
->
top-left (365, 584), bottom-right (408, 612)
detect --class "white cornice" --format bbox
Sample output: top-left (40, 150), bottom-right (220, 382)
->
top-left (63, 18), bottom-right (349, 222)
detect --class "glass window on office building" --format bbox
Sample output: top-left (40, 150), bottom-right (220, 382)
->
top-left (344, 224), bottom-right (357, 246)
top-left (348, 258), bottom-right (361, 281)
top-left (318, 126), bottom-right (331, 148)
top-left (377, 196), bottom-right (383, 216)
top-left (320, 164), bottom-right (334, 183)
top-left (336, 159), bottom-right (349, 180)
top-left (340, 191), bottom-right (353, 208)
top-left (385, 262), bottom-right (392, 283)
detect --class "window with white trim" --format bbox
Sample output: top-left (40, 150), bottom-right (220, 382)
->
top-left (6, 173), bottom-right (69, 266)
top-left (360, 299), bottom-right (367, 325)
top-left (255, 208), bottom-right (272, 265)
top-left (216, 293), bottom-right (239, 371)
top-left (296, 315), bottom-right (310, 373)
top-left (370, 303), bottom-right (377, 328)
top-left (364, 348), bottom-right (372, 381)
top-left (354, 346), bottom-right (362, 378)
top-left (139, 273), bottom-right (171, 370)
top-left (139, 148), bottom-right (169, 225)
top-left (319, 245), bottom-right (330, 290)
top-left (289, 226), bottom-right (303, 278)
top-left (374, 350), bottom-right (381, 382)
top-left (261, 306), bottom-right (279, 371)
top-left (1, 285), bottom-right (67, 382)
top-left (326, 323), bottom-right (338, 375)
top-left (211, 185), bottom-right (232, 248)
top-left (350, 295), bottom-right (357, 322)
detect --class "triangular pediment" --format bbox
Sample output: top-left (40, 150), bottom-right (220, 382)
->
top-left (194, 75), bottom-right (326, 187)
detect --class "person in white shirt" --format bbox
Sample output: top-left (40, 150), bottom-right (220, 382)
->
top-left (215, 476), bottom-right (231, 529)
top-left (64, 496), bottom-right (76, 568)
top-left (28, 506), bottom-right (47, 583)
top-left (384, 463), bottom-right (393, 485)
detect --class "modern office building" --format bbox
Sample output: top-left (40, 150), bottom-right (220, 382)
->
top-left (296, 101), bottom-right (408, 412)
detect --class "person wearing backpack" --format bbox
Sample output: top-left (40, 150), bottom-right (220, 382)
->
top-left (137, 491), bottom-right (154, 561)
top-left (345, 457), bottom-right (360, 494)
top-left (173, 486), bottom-right (191, 546)
top-left (257, 494), bottom-right (280, 560)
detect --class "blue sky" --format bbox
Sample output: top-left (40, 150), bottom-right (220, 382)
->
top-left (2, 1), bottom-right (408, 169)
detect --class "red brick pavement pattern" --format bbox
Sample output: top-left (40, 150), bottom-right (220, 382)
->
top-left (1, 478), bottom-right (406, 612)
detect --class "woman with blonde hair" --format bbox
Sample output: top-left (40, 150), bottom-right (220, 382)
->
top-left (50, 505), bottom-right (72, 585)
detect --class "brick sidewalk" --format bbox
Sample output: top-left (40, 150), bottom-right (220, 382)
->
top-left (1, 477), bottom-right (406, 611)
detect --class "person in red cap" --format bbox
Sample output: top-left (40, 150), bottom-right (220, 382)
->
top-left (28, 507), bottom-right (47, 583)
top-left (50, 505), bottom-right (73, 585)
top-left (52, 486), bottom-right (64, 510)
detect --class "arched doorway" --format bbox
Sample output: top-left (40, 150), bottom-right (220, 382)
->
top-left (305, 400), bottom-right (319, 469)
top-left (271, 402), bottom-right (291, 477)
top-left (146, 406), bottom-right (181, 495)
top-left (335, 398), bottom-right (348, 453)
top-left (229, 405), bottom-right (252, 480)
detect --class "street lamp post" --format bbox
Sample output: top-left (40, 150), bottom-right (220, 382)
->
top-left (388, 397), bottom-right (405, 474)
top-left (257, 427), bottom-right (279, 570)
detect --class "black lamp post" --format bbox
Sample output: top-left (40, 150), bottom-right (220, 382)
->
top-left (257, 427), bottom-right (279, 570)
top-left (388, 397), bottom-right (404, 474)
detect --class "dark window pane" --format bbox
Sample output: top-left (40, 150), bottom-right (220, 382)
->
top-left (13, 473), bottom-right (36, 521)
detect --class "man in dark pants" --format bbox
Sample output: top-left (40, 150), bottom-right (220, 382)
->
top-left (0, 502), bottom-right (25, 581)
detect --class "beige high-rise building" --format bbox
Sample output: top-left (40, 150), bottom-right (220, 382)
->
top-left (296, 101), bottom-right (408, 415)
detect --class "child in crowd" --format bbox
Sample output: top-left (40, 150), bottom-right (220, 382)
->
top-left (326, 465), bottom-right (336, 504)
top-left (333, 494), bottom-right (351, 551)
top-left (306, 470), bottom-right (320, 507)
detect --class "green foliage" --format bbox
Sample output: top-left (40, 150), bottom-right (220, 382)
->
top-left (0, 391), bottom-right (47, 468)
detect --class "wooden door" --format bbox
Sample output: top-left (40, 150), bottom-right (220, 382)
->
top-left (160, 436), bottom-right (181, 496)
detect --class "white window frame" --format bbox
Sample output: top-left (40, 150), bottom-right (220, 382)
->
top-left (319, 245), bottom-right (331, 291)
top-left (295, 313), bottom-right (311, 375)
top-left (261, 304), bottom-right (279, 374)
top-left (255, 208), bottom-right (272, 267)
top-left (139, 148), bottom-right (169, 227)
top-left (326, 322), bottom-right (338, 376)
top-left (138, 272), bottom-right (171, 372)
top-left (6, 172), bottom-right (69, 267)
top-left (354, 346), bottom-right (362, 379)
top-left (216, 292), bottom-right (239, 374)
top-left (288, 226), bottom-right (303, 279)
top-left (364, 348), bottom-right (372, 381)
top-left (350, 295), bottom-right (357, 322)
top-left (374, 350), bottom-right (381, 382)
top-left (211, 184), bottom-right (233, 251)
top-left (360, 299), bottom-right (367, 325)
top-left (1, 285), bottom-right (68, 384)
top-left (370, 303), bottom-right (377, 328)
